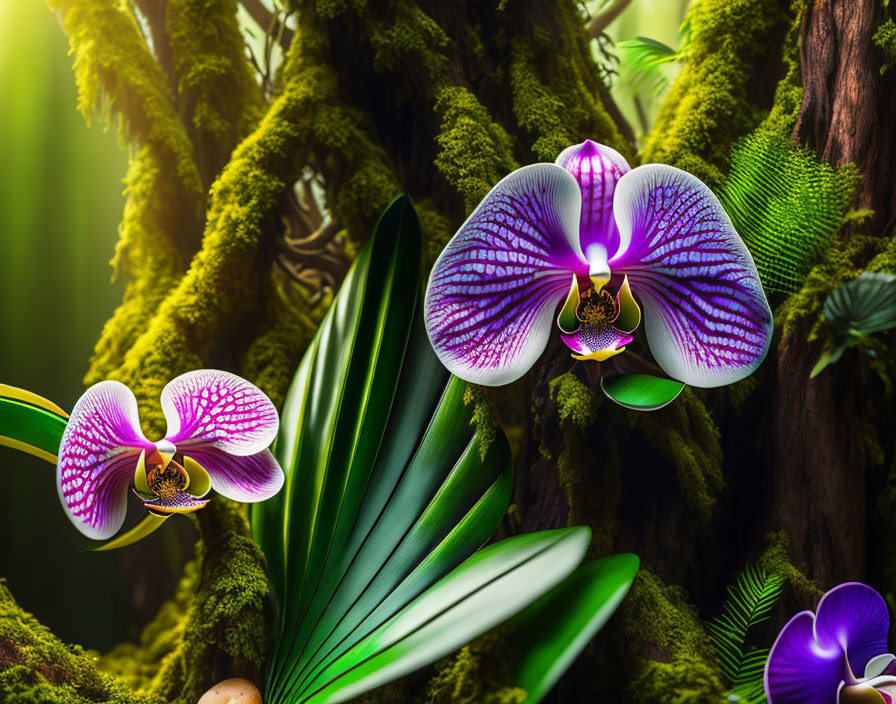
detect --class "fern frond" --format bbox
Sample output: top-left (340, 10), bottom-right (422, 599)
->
top-left (706, 564), bottom-right (784, 685)
top-left (720, 131), bottom-right (860, 294)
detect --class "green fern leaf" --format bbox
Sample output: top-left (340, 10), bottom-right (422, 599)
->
top-left (706, 564), bottom-right (784, 685)
top-left (720, 131), bottom-right (860, 294)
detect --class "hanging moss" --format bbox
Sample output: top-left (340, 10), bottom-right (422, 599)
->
top-left (643, 0), bottom-right (791, 189)
top-left (47, 0), bottom-right (208, 383)
top-left (618, 568), bottom-right (727, 704)
top-left (420, 626), bottom-right (526, 704)
top-left (0, 582), bottom-right (157, 704)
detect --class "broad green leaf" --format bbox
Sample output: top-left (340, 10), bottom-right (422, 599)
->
top-left (303, 527), bottom-right (592, 704)
top-left (0, 383), bottom-right (68, 463)
top-left (825, 272), bottom-right (896, 337)
top-left (509, 553), bottom-right (640, 703)
top-left (812, 273), bottom-right (896, 376)
top-left (601, 373), bottom-right (685, 411)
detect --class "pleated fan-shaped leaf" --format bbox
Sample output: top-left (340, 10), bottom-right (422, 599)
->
top-left (253, 196), bottom-right (638, 704)
top-left (720, 131), bottom-right (859, 294)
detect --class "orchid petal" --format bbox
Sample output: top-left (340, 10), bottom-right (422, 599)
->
top-left (613, 276), bottom-right (641, 333)
top-left (865, 655), bottom-right (896, 679)
top-left (612, 164), bottom-right (773, 387)
top-left (181, 446), bottom-right (284, 503)
top-left (425, 163), bottom-right (585, 386)
top-left (765, 611), bottom-right (844, 704)
top-left (183, 455), bottom-right (212, 498)
top-left (91, 513), bottom-right (169, 551)
top-left (815, 583), bottom-right (889, 679)
top-left (161, 369), bottom-right (279, 456)
top-left (557, 275), bottom-right (581, 334)
top-left (556, 139), bottom-right (631, 261)
top-left (57, 381), bottom-right (154, 540)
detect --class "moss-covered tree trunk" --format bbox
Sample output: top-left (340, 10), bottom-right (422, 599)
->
top-left (3, 0), bottom-right (896, 703)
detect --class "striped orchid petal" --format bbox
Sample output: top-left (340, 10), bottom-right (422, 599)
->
top-left (180, 447), bottom-right (284, 503)
top-left (57, 381), bottom-right (155, 539)
top-left (162, 369), bottom-right (279, 456)
top-left (612, 164), bottom-right (773, 387)
top-left (424, 164), bottom-right (586, 386)
top-left (556, 139), bottom-right (631, 264)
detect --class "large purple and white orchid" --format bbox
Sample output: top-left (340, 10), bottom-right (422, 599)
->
top-left (56, 369), bottom-right (284, 540)
top-left (765, 582), bottom-right (896, 704)
top-left (424, 139), bottom-right (773, 390)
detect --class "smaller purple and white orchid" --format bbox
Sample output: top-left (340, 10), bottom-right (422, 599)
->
top-left (424, 139), bottom-right (773, 390)
top-left (766, 582), bottom-right (896, 704)
top-left (56, 369), bottom-right (284, 540)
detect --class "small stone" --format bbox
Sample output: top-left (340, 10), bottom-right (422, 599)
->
top-left (197, 678), bottom-right (262, 704)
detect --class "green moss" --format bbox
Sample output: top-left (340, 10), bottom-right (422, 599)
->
top-left (619, 568), bottom-right (726, 703)
top-left (166, 0), bottom-right (265, 184)
top-left (463, 383), bottom-right (498, 461)
top-left (549, 373), bottom-right (621, 557)
top-left (874, 20), bottom-right (896, 74)
top-left (434, 86), bottom-right (518, 213)
top-left (756, 531), bottom-right (823, 607)
top-left (643, 0), bottom-right (791, 189)
top-left (420, 627), bottom-right (526, 704)
top-left (95, 561), bottom-right (199, 692)
top-left (508, 7), bottom-right (630, 162)
top-left (0, 582), bottom-right (158, 704)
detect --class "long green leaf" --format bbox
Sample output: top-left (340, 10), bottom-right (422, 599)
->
top-left (255, 196), bottom-right (635, 704)
top-left (302, 527), bottom-right (592, 704)
top-left (509, 553), bottom-right (639, 702)
top-left (0, 383), bottom-right (68, 463)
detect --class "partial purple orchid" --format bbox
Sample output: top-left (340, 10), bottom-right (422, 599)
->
top-left (56, 369), bottom-right (284, 540)
top-left (766, 582), bottom-right (896, 704)
top-left (424, 139), bottom-right (773, 391)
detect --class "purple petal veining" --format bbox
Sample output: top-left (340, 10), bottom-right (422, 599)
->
top-left (162, 369), bottom-right (279, 456)
top-left (612, 164), bottom-right (773, 387)
top-left (183, 447), bottom-right (284, 503)
top-left (57, 381), bottom-right (155, 540)
top-left (424, 163), bottom-right (586, 386)
top-left (556, 139), bottom-right (631, 261)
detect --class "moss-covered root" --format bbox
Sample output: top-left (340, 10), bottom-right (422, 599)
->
top-left (0, 582), bottom-right (160, 704)
top-left (148, 500), bottom-right (269, 704)
top-left (757, 531), bottom-right (823, 608)
top-left (549, 372), bottom-right (622, 558)
top-left (643, 0), bottom-right (791, 189)
top-left (420, 626), bottom-right (526, 704)
top-left (617, 567), bottom-right (727, 704)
